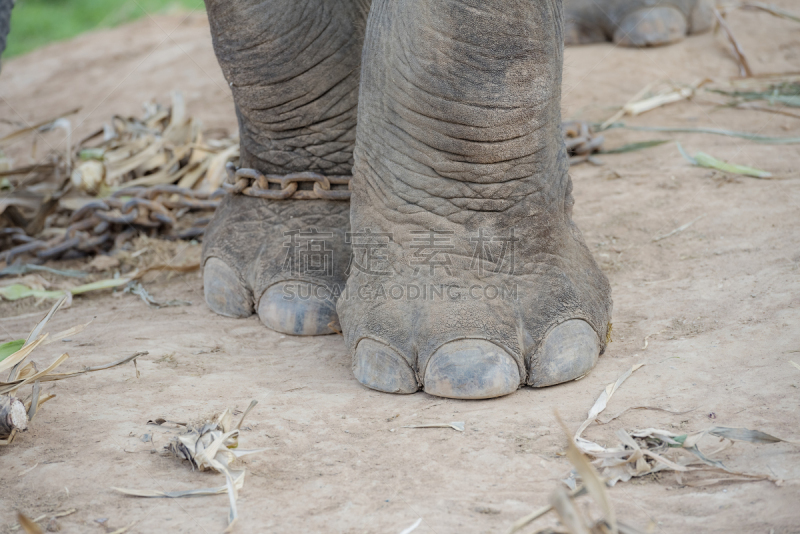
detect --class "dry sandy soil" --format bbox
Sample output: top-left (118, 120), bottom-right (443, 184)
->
top-left (1, 5), bottom-right (800, 533)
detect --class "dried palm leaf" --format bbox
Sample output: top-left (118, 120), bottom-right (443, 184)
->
top-left (115, 400), bottom-right (265, 531)
top-left (1, 296), bottom-right (142, 445)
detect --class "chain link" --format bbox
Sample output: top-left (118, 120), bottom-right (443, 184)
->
top-left (0, 185), bottom-right (222, 263)
top-left (222, 162), bottom-right (352, 201)
top-left (223, 122), bottom-right (602, 201)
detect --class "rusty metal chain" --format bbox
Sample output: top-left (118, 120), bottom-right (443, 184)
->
top-left (0, 185), bottom-right (223, 264)
top-left (224, 123), bottom-right (601, 202)
top-left (562, 120), bottom-right (605, 165)
top-left (222, 162), bottom-right (352, 201)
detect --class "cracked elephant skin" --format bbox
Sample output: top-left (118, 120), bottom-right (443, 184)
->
top-left (199, 0), bottom-right (717, 397)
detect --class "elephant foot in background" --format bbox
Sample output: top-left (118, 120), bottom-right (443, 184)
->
top-left (203, 196), bottom-right (349, 336)
top-left (200, 0), bottom-right (367, 335)
top-left (338, 0), bottom-right (612, 399)
top-left (564, 0), bottom-right (713, 46)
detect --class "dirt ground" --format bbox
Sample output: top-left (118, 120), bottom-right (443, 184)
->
top-left (1, 5), bottom-right (800, 533)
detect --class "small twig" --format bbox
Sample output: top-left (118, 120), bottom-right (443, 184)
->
top-left (107, 521), bottom-right (137, 534)
top-left (653, 214), bottom-right (706, 242)
top-left (740, 2), bottom-right (800, 23)
top-left (714, 7), bottom-right (753, 77)
top-left (600, 81), bottom-right (656, 130)
top-left (506, 486), bottom-right (588, 534)
top-left (732, 102), bottom-right (800, 120)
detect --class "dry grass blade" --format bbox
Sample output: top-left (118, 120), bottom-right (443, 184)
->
top-left (575, 364), bottom-right (644, 441)
top-left (1, 300), bottom-right (140, 445)
top-left (0, 336), bottom-right (47, 375)
top-left (652, 214), bottom-right (706, 242)
top-left (0, 109), bottom-right (81, 147)
top-left (600, 82), bottom-right (656, 130)
top-left (399, 518), bottom-right (423, 534)
top-left (107, 522), bottom-right (136, 534)
top-left (1, 263), bottom-right (199, 303)
top-left (506, 487), bottom-right (587, 534)
top-left (558, 413), bottom-right (617, 534)
top-left (714, 7), bottom-right (753, 77)
top-left (732, 102), bottom-right (800, 119)
top-left (740, 2), bottom-right (800, 23)
top-left (23, 351), bottom-right (145, 383)
top-left (706, 426), bottom-right (796, 445)
top-left (599, 80), bottom-right (708, 130)
top-left (402, 422), bottom-right (465, 431)
top-left (598, 406), bottom-right (695, 425)
top-left (789, 360), bottom-right (800, 372)
top-left (236, 400), bottom-right (258, 430)
top-left (550, 487), bottom-right (591, 534)
top-left (612, 124), bottom-right (800, 143)
top-left (15, 513), bottom-right (43, 534)
top-left (114, 469), bottom-right (246, 498)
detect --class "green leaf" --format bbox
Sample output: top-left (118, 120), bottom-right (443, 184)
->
top-left (0, 339), bottom-right (25, 363)
top-left (669, 434), bottom-right (688, 447)
top-left (606, 124), bottom-right (800, 144)
top-left (693, 152), bottom-right (772, 178)
top-left (676, 143), bottom-right (772, 178)
top-left (0, 284), bottom-right (65, 301)
top-left (0, 277), bottom-right (132, 301)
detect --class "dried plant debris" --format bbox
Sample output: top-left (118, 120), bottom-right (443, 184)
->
top-left (710, 81), bottom-right (800, 108)
top-left (569, 364), bottom-right (796, 488)
top-left (600, 79), bottom-right (709, 130)
top-left (114, 401), bottom-right (265, 532)
top-left (1, 295), bottom-right (142, 445)
top-left (0, 92), bottom-right (235, 263)
top-left (562, 121), bottom-right (605, 166)
top-left (123, 280), bottom-right (191, 308)
top-left (0, 262), bottom-right (199, 302)
top-left (713, 7), bottom-right (753, 77)
top-left (508, 416), bottom-right (647, 534)
top-left (10, 509), bottom-right (78, 533)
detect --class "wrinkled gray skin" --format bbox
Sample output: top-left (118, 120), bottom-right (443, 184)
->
top-left (202, 0), bottom-right (711, 399)
top-left (564, 0), bottom-right (712, 46)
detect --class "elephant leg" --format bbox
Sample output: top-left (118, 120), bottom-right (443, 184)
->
top-left (0, 0), bottom-right (13, 72)
top-left (202, 0), bottom-right (368, 335)
top-left (338, 0), bottom-right (612, 398)
top-left (563, 0), bottom-right (713, 47)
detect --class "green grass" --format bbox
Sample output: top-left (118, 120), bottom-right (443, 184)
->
top-left (5, 0), bottom-right (206, 58)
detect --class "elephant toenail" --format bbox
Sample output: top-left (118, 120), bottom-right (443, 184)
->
top-left (353, 338), bottom-right (419, 394)
top-left (203, 257), bottom-right (254, 318)
top-left (258, 282), bottom-right (339, 336)
top-left (613, 7), bottom-right (687, 47)
top-left (528, 319), bottom-right (600, 387)
top-left (423, 340), bottom-right (520, 400)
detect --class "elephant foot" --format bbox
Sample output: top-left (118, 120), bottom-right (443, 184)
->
top-left (202, 195), bottom-right (349, 336)
top-left (340, 0), bottom-right (612, 399)
top-left (202, 0), bottom-right (367, 335)
top-left (564, 0), bottom-right (713, 47)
